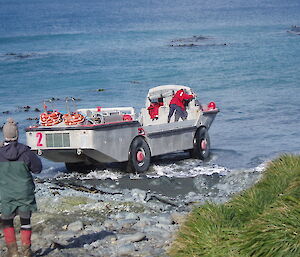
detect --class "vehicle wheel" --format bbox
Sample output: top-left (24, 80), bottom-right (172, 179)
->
top-left (191, 127), bottom-right (210, 160)
top-left (65, 162), bottom-right (94, 173)
top-left (127, 137), bottom-right (151, 173)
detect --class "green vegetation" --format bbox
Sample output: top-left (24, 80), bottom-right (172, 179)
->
top-left (57, 196), bottom-right (92, 211)
top-left (169, 154), bottom-right (300, 257)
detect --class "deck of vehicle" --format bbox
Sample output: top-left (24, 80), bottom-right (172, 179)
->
top-left (26, 85), bottom-right (219, 173)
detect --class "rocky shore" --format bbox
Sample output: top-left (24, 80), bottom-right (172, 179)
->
top-left (0, 179), bottom-right (188, 257)
top-left (0, 162), bottom-right (264, 257)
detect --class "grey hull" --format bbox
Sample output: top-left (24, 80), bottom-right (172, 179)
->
top-left (26, 85), bottom-right (219, 169)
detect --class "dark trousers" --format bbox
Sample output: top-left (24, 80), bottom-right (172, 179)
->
top-left (168, 104), bottom-right (188, 123)
top-left (1, 209), bottom-right (32, 229)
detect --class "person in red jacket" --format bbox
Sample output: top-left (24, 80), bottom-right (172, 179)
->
top-left (167, 89), bottom-right (195, 123)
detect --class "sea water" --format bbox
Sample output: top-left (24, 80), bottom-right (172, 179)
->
top-left (0, 0), bottom-right (299, 176)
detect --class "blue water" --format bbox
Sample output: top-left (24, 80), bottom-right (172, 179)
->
top-left (1, 0), bottom-right (299, 171)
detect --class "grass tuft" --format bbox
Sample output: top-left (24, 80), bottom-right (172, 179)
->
top-left (169, 154), bottom-right (300, 257)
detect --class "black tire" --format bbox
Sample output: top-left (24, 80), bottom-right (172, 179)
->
top-left (65, 162), bottom-right (94, 173)
top-left (191, 127), bottom-right (210, 160)
top-left (127, 137), bottom-right (151, 173)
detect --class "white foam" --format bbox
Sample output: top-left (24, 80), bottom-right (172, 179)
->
top-left (80, 169), bottom-right (123, 180)
top-left (35, 166), bottom-right (65, 179)
top-left (253, 161), bottom-right (267, 173)
top-left (212, 162), bottom-right (267, 201)
top-left (39, 158), bottom-right (266, 182)
top-left (146, 160), bottom-right (229, 178)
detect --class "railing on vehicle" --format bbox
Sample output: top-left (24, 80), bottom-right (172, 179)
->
top-left (77, 107), bottom-right (136, 124)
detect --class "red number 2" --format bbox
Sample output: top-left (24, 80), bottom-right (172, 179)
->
top-left (36, 132), bottom-right (43, 147)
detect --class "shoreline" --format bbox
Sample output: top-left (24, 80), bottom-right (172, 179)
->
top-left (1, 162), bottom-right (265, 256)
top-left (169, 154), bottom-right (300, 257)
top-left (1, 179), bottom-right (188, 257)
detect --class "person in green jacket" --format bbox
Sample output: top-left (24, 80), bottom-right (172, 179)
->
top-left (0, 118), bottom-right (42, 257)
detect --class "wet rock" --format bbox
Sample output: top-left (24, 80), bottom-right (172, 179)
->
top-left (170, 43), bottom-right (227, 47)
top-left (49, 97), bottom-right (60, 101)
top-left (124, 212), bottom-right (139, 220)
top-left (116, 244), bottom-right (136, 256)
top-left (103, 219), bottom-right (116, 231)
top-left (17, 54), bottom-right (32, 59)
top-left (70, 97), bottom-right (81, 101)
top-left (170, 43), bottom-right (198, 47)
top-left (117, 218), bottom-right (138, 230)
top-left (143, 226), bottom-right (171, 239)
top-left (132, 220), bottom-right (149, 230)
top-left (113, 211), bottom-right (139, 221)
top-left (67, 220), bottom-right (84, 232)
top-left (18, 105), bottom-right (31, 111)
top-left (50, 248), bottom-right (63, 256)
top-left (37, 232), bottom-right (55, 242)
top-left (93, 248), bottom-right (113, 257)
top-left (84, 224), bottom-right (105, 233)
top-left (85, 239), bottom-right (103, 249)
top-left (50, 241), bottom-right (65, 249)
top-left (156, 223), bottom-right (175, 232)
top-left (171, 35), bottom-right (209, 43)
top-left (136, 248), bottom-right (155, 257)
top-left (113, 212), bottom-right (126, 220)
top-left (156, 214), bottom-right (173, 225)
top-left (5, 52), bottom-right (35, 59)
top-left (130, 81), bottom-right (142, 84)
top-left (83, 243), bottom-right (94, 251)
top-left (153, 247), bottom-right (169, 256)
top-left (131, 188), bottom-right (147, 202)
top-left (170, 35), bottom-right (212, 47)
top-left (117, 232), bottom-right (146, 243)
top-left (103, 233), bottom-right (118, 243)
top-left (55, 230), bottom-right (77, 242)
top-left (6, 52), bottom-right (17, 56)
top-left (143, 226), bottom-right (167, 234)
top-left (97, 88), bottom-right (105, 92)
top-left (152, 238), bottom-right (170, 249)
top-left (139, 215), bottom-right (156, 225)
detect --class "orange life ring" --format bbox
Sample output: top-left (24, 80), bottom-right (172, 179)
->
top-left (40, 111), bottom-right (62, 126)
top-left (63, 113), bottom-right (85, 126)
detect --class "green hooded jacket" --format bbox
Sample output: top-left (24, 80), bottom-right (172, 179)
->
top-left (0, 141), bottom-right (42, 216)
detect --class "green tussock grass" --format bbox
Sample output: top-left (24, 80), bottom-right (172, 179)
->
top-left (169, 154), bottom-right (300, 257)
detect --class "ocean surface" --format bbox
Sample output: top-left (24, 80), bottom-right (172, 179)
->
top-left (0, 0), bottom-right (299, 179)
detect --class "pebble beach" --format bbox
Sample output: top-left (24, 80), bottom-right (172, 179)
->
top-left (1, 180), bottom-right (187, 257)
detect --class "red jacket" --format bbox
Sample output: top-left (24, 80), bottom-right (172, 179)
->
top-left (169, 89), bottom-right (194, 110)
top-left (147, 102), bottom-right (163, 119)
